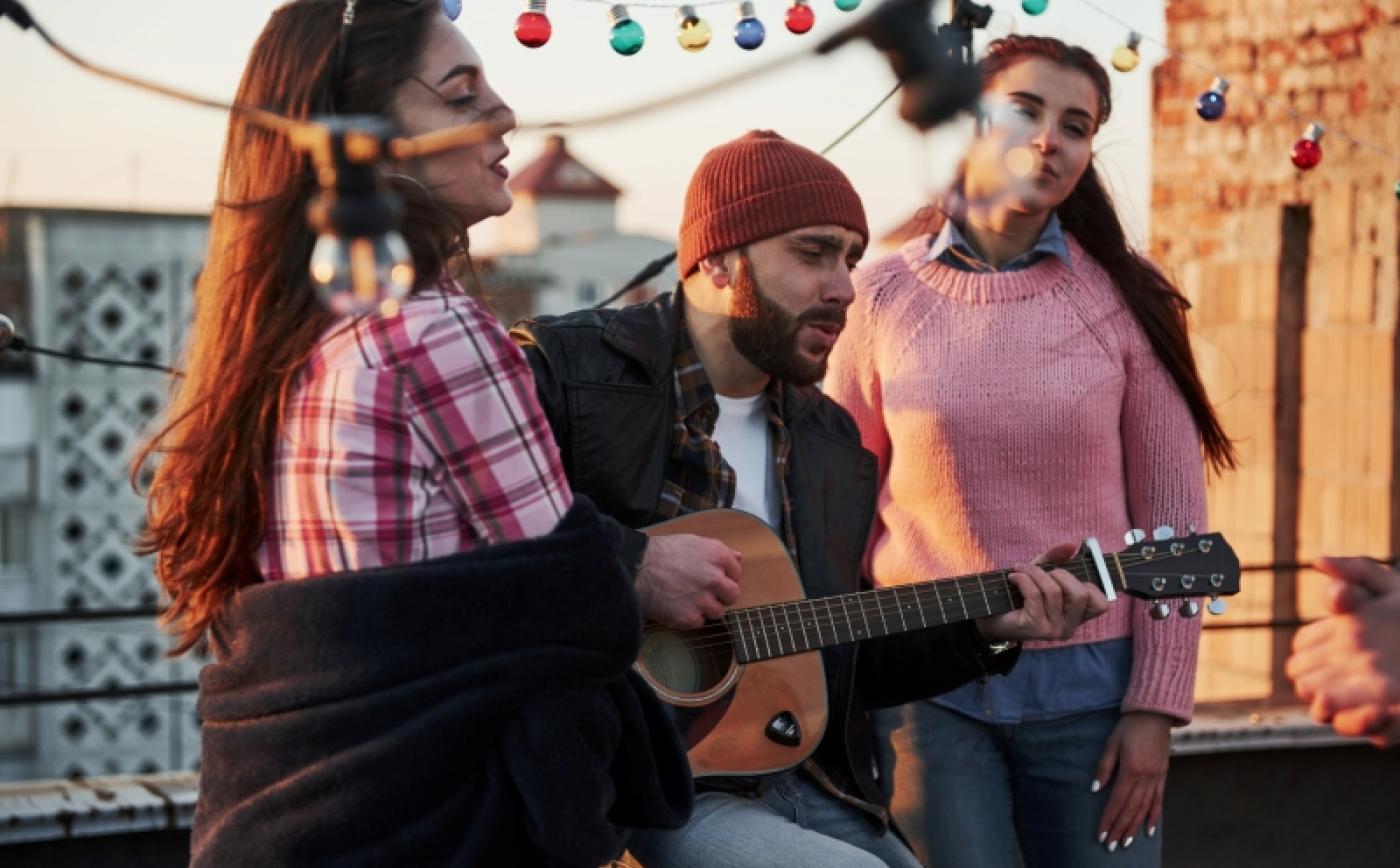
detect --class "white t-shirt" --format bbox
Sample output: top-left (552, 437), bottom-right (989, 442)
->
top-left (711, 393), bottom-right (780, 531)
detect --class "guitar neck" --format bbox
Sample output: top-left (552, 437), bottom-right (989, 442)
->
top-left (724, 556), bottom-right (1103, 664)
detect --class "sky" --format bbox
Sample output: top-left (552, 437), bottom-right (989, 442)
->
top-left (0, 0), bottom-right (1168, 245)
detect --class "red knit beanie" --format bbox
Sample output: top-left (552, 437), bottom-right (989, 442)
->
top-left (677, 130), bottom-right (869, 277)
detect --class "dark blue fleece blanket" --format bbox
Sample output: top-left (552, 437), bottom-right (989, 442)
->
top-left (191, 496), bottom-right (692, 867)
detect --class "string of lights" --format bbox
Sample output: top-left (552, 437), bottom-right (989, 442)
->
top-left (478, 0), bottom-right (1400, 185)
top-left (1050, 0), bottom-right (1400, 176)
top-left (0, 0), bottom-right (981, 328)
top-left (507, 0), bottom-right (864, 52)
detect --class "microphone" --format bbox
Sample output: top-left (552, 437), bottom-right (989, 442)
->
top-left (817, 0), bottom-right (987, 131)
top-left (0, 0), bottom-right (35, 31)
top-left (0, 314), bottom-right (27, 353)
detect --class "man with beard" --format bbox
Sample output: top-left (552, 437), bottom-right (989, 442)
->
top-left (510, 130), bottom-right (1106, 868)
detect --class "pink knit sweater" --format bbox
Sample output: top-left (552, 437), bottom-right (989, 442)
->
top-left (825, 235), bottom-right (1207, 722)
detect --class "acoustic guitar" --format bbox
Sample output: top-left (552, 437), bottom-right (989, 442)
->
top-left (636, 509), bottom-right (1241, 778)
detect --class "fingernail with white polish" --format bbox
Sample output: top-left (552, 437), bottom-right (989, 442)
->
top-left (1107, 841), bottom-right (1118, 853)
top-left (1148, 826), bottom-right (1157, 838)
top-left (1124, 837), bottom-right (1134, 848)
top-left (1098, 831), bottom-right (1107, 844)
top-left (1090, 779), bottom-right (1101, 793)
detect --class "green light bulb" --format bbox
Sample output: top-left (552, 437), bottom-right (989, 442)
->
top-left (834, 0), bottom-right (861, 11)
top-left (607, 5), bottom-right (645, 56)
top-left (1022, 0), bottom-right (1049, 14)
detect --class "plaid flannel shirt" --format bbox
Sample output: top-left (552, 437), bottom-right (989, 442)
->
top-left (655, 307), bottom-right (799, 561)
top-left (257, 282), bottom-right (573, 580)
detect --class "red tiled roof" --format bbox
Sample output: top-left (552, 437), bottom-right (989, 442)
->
top-left (510, 135), bottom-right (622, 199)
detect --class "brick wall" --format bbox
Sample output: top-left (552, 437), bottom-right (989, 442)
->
top-left (1151, 0), bottom-right (1400, 703)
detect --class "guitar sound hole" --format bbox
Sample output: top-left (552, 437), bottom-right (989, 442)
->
top-left (639, 623), bottom-right (735, 696)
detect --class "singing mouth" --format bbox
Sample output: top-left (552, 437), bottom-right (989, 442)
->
top-left (490, 149), bottom-right (510, 179)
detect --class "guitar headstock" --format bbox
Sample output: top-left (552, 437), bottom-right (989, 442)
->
top-left (1110, 526), bottom-right (1240, 621)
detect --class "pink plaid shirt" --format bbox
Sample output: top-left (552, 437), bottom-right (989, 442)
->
top-left (256, 283), bottom-right (573, 581)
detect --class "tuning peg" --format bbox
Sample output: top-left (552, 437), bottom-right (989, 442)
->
top-left (1149, 601), bottom-right (1172, 621)
top-left (1125, 529), bottom-right (1147, 545)
top-left (1178, 600), bottom-right (1201, 618)
top-left (1152, 525), bottom-right (1175, 541)
top-left (1207, 594), bottom-right (1227, 616)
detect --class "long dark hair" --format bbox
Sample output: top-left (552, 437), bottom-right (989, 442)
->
top-left (969, 35), bottom-right (1236, 473)
top-left (133, 0), bottom-right (470, 654)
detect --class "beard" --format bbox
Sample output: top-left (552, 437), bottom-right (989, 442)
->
top-left (727, 254), bottom-right (845, 388)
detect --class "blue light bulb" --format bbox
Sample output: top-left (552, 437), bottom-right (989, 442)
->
top-left (734, 1), bottom-right (766, 50)
top-left (1196, 76), bottom-right (1229, 121)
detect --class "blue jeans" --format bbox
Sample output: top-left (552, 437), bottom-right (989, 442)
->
top-left (872, 703), bottom-right (1162, 868)
top-left (625, 770), bottom-right (924, 868)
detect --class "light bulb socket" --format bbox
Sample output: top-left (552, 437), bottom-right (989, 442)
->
top-left (738, 1), bottom-right (757, 19)
top-left (608, 4), bottom-right (631, 25)
top-left (1209, 76), bottom-right (1229, 94)
top-left (677, 4), bottom-right (699, 21)
top-left (1126, 31), bottom-right (1141, 50)
top-left (1301, 121), bottom-right (1324, 143)
top-left (526, 0), bottom-right (546, 12)
top-left (790, 0), bottom-right (810, 6)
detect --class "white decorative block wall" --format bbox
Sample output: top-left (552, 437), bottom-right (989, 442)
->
top-left (24, 211), bottom-right (207, 779)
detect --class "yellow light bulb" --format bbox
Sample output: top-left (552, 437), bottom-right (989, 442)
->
top-left (1111, 32), bottom-right (1142, 73)
top-left (676, 6), bottom-right (712, 52)
top-left (1111, 45), bottom-right (1140, 72)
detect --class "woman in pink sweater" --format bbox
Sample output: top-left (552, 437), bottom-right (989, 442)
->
top-left (825, 36), bottom-right (1234, 868)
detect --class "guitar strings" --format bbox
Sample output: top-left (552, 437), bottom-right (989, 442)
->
top-left (644, 548), bottom-right (1227, 663)
top-left (658, 569), bottom-right (1037, 652)
top-left (660, 561), bottom-right (1093, 655)
top-left (668, 586), bottom-right (1024, 663)
top-left (661, 561), bottom-right (1102, 660)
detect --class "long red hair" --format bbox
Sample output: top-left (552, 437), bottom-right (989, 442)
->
top-left (133, 0), bottom-right (469, 654)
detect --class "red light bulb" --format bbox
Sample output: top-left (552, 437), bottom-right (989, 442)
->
top-left (515, 0), bottom-right (552, 48)
top-left (785, 0), bottom-right (815, 34)
top-left (1290, 122), bottom-right (1324, 171)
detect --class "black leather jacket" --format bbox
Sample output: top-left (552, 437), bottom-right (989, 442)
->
top-left (511, 291), bottom-right (1016, 822)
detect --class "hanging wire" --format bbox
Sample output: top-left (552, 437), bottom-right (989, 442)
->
top-left (23, 344), bottom-right (182, 377)
top-left (0, 1), bottom-right (819, 166)
top-left (0, 680), bottom-right (198, 708)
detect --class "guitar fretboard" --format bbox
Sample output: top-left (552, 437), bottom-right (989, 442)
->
top-left (721, 558), bottom-right (1098, 664)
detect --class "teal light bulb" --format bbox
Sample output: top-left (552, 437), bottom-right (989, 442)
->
top-left (607, 6), bottom-right (645, 56)
top-left (1022, 0), bottom-right (1049, 14)
top-left (610, 20), bottom-right (644, 55)
top-left (834, 0), bottom-right (861, 10)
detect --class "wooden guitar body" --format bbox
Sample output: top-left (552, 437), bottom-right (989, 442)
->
top-left (639, 510), bottom-right (829, 778)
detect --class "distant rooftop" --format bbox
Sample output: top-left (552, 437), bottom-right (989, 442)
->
top-left (510, 135), bottom-right (622, 200)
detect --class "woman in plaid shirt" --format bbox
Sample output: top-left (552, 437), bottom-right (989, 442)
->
top-left (135, 0), bottom-right (572, 654)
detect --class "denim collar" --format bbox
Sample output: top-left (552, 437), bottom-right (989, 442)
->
top-left (923, 212), bottom-right (1071, 272)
